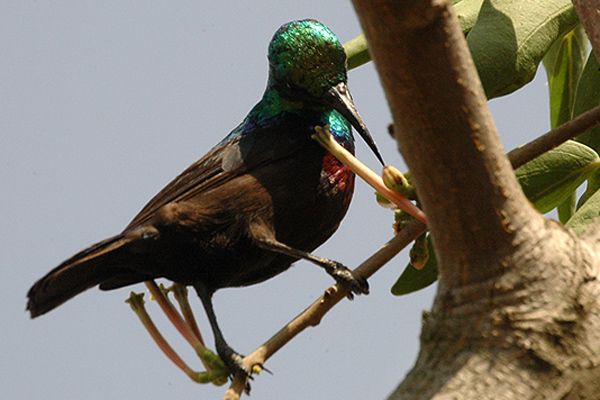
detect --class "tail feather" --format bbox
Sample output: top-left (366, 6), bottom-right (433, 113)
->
top-left (27, 234), bottom-right (130, 318)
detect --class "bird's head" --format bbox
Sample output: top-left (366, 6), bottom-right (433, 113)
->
top-left (267, 19), bottom-right (384, 165)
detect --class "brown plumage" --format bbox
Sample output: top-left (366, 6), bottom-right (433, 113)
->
top-left (27, 19), bottom-right (383, 378)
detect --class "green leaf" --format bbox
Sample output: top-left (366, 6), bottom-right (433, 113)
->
top-left (391, 235), bottom-right (438, 296)
top-left (543, 26), bottom-right (588, 219)
top-left (557, 192), bottom-right (576, 223)
top-left (344, 34), bottom-right (370, 70)
top-left (454, 0), bottom-right (485, 34)
top-left (543, 25), bottom-right (588, 128)
top-left (468, 0), bottom-right (579, 98)
top-left (578, 169), bottom-right (600, 208)
top-left (343, 0), bottom-right (484, 70)
top-left (572, 52), bottom-right (600, 153)
top-left (515, 140), bottom-right (600, 213)
top-left (565, 186), bottom-right (600, 235)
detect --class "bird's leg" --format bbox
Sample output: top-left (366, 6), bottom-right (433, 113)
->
top-left (192, 282), bottom-right (251, 387)
top-left (253, 236), bottom-right (369, 299)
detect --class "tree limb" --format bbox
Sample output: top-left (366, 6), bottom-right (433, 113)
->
top-left (572, 0), bottom-right (600, 63)
top-left (351, 0), bottom-right (543, 288)
top-left (508, 103), bottom-right (600, 169)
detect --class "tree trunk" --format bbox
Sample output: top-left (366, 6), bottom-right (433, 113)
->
top-left (350, 1), bottom-right (600, 398)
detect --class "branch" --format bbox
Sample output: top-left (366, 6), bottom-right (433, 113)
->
top-left (572, 0), bottom-right (600, 63)
top-left (223, 220), bottom-right (427, 400)
top-left (351, 0), bottom-right (541, 287)
top-left (508, 103), bottom-right (600, 169)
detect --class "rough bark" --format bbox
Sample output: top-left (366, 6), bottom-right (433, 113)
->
top-left (572, 0), bottom-right (600, 64)
top-left (351, 1), bottom-right (600, 399)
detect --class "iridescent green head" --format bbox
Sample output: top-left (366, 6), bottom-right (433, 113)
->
top-left (268, 19), bottom-right (347, 98)
top-left (266, 19), bottom-right (384, 165)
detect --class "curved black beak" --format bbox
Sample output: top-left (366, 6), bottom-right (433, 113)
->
top-left (324, 82), bottom-right (385, 165)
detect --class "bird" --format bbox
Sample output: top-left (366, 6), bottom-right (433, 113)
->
top-left (27, 19), bottom-right (384, 378)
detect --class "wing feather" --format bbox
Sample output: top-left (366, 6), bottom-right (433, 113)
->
top-left (126, 118), bottom-right (311, 229)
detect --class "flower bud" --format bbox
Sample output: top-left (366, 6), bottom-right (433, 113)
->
top-left (382, 165), bottom-right (412, 197)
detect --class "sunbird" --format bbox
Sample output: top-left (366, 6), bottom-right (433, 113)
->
top-left (27, 19), bottom-right (384, 377)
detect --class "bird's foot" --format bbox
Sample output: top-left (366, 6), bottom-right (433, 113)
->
top-left (328, 263), bottom-right (369, 300)
top-left (216, 344), bottom-right (267, 394)
top-left (220, 347), bottom-right (250, 378)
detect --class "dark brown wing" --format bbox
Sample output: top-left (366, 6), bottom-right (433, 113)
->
top-left (126, 136), bottom-right (239, 229)
top-left (126, 118), bottom-right (312, 230)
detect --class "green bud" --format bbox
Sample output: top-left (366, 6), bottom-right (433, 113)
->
top-left (382, 165), bottom-right (414, 198)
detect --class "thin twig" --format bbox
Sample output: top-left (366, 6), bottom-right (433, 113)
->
top-left (507, 103), bottom-right (600, 169)
top-left (224, 220), bottom-right (426, 400)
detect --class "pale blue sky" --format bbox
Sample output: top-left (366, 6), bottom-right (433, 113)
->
top-left (1, 2), bottom-right (549, 399)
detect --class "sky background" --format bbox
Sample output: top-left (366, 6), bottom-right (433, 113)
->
top-left (2, 2), bottom-right (551, 399)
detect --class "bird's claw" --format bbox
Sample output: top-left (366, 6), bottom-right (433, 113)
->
top-left (329, 264), bottom-right (369, 300)
top-left (217, 345), bottom-right (268, 394)
top-left (225, 352), bottom-right (250, 379)
top-left (216, 346), bottom-right (250, 388)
